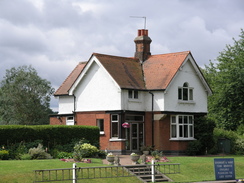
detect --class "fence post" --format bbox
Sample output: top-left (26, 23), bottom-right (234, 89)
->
top-left (151, 160), bottom-right (155, 182)
top-left (73, 163), bottom-right (76, 183)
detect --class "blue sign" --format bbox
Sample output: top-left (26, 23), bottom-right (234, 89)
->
top-left (214, 158), bottom-right (235, 180)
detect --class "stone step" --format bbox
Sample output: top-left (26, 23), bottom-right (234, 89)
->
top-left (142, 177), bottom-right (169, 182)
top-left (133, 171), bottom-right (152, 175)
top-left (139, 174), bottom-right (165, 179)
top-left (125, 165), bottom-right (170, 182)
top-left (128, 168), bottom-right (152, 172)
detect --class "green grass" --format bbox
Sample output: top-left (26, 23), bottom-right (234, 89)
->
top-left (164, 156), bottom-right (244, 183)
top-left (0, 158), bottom-right (140, 183)
top-left (0, 156), bottom-right (243, 183)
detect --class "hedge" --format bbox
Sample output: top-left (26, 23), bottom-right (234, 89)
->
top-left (0, 125), bottom-right (100, 149)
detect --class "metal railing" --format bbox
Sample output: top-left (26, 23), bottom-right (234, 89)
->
top-left (155, 163), bottom-right (180, 174)
top-left (34, 163), bottom-right (180, 182)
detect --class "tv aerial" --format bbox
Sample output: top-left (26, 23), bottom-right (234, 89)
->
top-left (130, 16), bottom-right (147, 29)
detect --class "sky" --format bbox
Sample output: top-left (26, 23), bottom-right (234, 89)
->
top-left (0, 0), bottom-right (243, 111)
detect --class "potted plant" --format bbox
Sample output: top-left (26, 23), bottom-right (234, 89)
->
top-left (130, 152), bottom-right (140, 164)
top-left (140, 145), bottom-right (152, 155)
top-left (106, 152), bottom-right (115, 165)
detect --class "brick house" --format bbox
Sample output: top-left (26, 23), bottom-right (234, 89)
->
top-left (50, 29), bottom-right (212, 155)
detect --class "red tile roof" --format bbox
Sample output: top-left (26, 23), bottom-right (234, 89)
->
top-left (144, 51), bottom-right (190, 90)
top-left (54, 51), bottom-right (190, 95)
top-left (54, 62), bottom-right (87, 95)
top-left (94, 53), bottom-right (145, 89)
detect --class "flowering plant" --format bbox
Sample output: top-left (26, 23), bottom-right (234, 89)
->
top-left (106, 152), bottom-right (114, 157)
top-left (130, 152), bottom-right (138, 156)
top-left (122, 122), bottom-right (130, 128)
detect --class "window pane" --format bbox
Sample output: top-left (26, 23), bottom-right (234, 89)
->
top-left (171, 125), bottom-right (177, 138)
top-left (126, 115), bottom-right (144, 122)
top-left (183, 88), bottom-right (188, 100)
top-left (178, 88), bottom-right (182, 100)
top-left (97, 119), bottom-right (104, 131)
top-left (179, 125), bottom-right (183, 137)
top-left (112, 122), bottom-right (118, 137)
top-left (171, 116), bottom-right (176, 124)
top-left (184, 125), bottom-right (188, 137)
top-left (179, 116), bottom-right (183, 124)
top-left (189, 125), bottom-right (193, 137)
top-left (128, 90), bottom-right (133, 98)
top-left (189, 89), bottom-right (193, 100)
top-left (184, 116), bottom-right (188, 124)
top-left (112, 115), bottom-right (118, 121)
top-left (67, 116), bottom-right (74, 120)
top-left (189, 116), bottom-right (193, 124)
top-left (134, 90), bottom-right (138, 99)
top-left (183, 83), bottom-right (188, 87)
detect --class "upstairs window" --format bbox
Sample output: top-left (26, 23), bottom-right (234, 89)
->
top-left (128, 90), bottom-right (139, 99)
top-left (178, 82), bottom-right (193, 101)
top-left (97, 119), bottom-right (104, 135)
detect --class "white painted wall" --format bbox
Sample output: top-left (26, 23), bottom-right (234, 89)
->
top-left (58, 96), bottom-right (74, 114)
top-left (120, 90), bottom-right (165, 112)
top-left (74, 60), bottom-right (122, 111)
top-left (164, 60), bottom-right (208, 113)
top-left (58, 56), bottom-right (208, 114)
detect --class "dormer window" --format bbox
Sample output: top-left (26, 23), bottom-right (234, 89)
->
top-left (128, 90), bottom-right (139, 99)
top-left (178, 82), bottom-right (193, 101)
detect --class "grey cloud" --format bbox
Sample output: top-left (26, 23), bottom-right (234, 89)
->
top-left (0, 0), bottom-right (243, 110)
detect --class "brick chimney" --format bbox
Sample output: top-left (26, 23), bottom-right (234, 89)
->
top-left (134, 29), bottom-right (152, 62)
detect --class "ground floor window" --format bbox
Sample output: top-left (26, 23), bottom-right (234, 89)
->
top-left (97, 119), bottom-right (104, 135)
top-left (170, 115), bottom-right (194, 140)
top-left (66, 116), bottom-right (74, 125)
top-left (111, 114), bottom-right (119, 138)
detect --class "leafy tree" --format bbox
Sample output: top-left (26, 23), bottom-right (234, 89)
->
top-left (0, 65), bottom-right (54, 125)
top-left (203, 29), bottom-right (244, 130)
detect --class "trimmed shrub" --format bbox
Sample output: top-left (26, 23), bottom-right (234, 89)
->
top-left (187, 116), bottom-right (215, 155)
top-left (0, 150), bottom-right (9, 160)
top-left (186, 140), bottom-right (202, 156)
top-left (0, 125), bottom-right (100, 158)
top-left (29, 144), bottom-right (52, 159)
top-left (73, 141), bottom-right (99, 161)
top-left (234, 137), bottom-right (244, 155)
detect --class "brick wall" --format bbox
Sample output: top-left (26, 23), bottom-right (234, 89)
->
top-left (50, 116), bottom-right (66, 125)
top-left (76, 111), bottom-right (111, 151)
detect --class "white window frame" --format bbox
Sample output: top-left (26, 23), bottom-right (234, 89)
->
top-left (170, 115), bottom-right (194, 140)
top-left (97, 119), bottom-right (104, 135)
top-left (128, 90), bottom-right (139, 100)
top-left (111, 114), bottom-right (119, 139)
top-left (178, 82), bottom-right (194, 102)
top-left (66, 116), bottom-right (74, 125)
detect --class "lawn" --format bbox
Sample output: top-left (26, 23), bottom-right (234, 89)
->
top-left (0, 156), bottom-right (243, 183)
top-left (165, 155), bottom-right (244, 183)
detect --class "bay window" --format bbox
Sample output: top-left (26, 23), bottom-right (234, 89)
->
top-left (171, 115), bottom-right (194, 140)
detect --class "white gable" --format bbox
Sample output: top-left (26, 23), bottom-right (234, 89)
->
top-left (72, 56), bottom-right (122, 111)
top-left (164, 56), bottom-right (209, 113)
